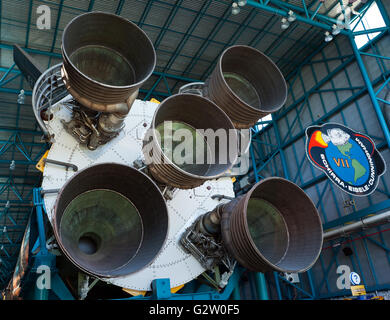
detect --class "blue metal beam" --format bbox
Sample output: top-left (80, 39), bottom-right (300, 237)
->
top-left (153, 0), bottom-right (184, 49)
top-left (200, 8), bottom-right (260, 80)
top-left (0, 42), bottom-right (201, 98)
top-left (87, 0), bottom-right (95, 12)
top-left (161, 1), bottom-right (213, 75)
top-left (349, 33), bottom-right (390, 148)
top-left (246, 0), bottom-right (348, 34)
top-left (276, 67), bottom-right (390, 152)
top-left (115, 0), bottom-right (125, 15)
top-left (24, 0), bottom-right (33, 48)
top-left (137, 0), bottom-right (154, 27)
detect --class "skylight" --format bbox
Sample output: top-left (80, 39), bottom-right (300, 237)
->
top-left (255, 114), bottom-right (272, 132)
top-left (351, 1), bottom-right (387, 49)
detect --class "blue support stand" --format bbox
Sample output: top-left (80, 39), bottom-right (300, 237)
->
top-left (122, 267), bottom-right (244, 300)
top-left (30, 187), bottom-right (244, 300)
top-left (27, 188), bottom-right (74, 300)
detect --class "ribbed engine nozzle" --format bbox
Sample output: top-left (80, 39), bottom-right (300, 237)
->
top-left (207, 45), bottom-right (288, 129)
top-left (220, 177), bottom-right (323, 273)
top-left (144, 93), bottom-right (238, 189)
top-left (61, 12), bottom-right (156, 113)
top-left (53, 163), bottom-right (168, 278)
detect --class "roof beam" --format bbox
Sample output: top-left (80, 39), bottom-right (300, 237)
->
top-left (246, 0), bottom-right (348, 34)
top-left (258, 0), bottom-right (343, 26)
top-left (116, 0), bottom-right (126, 15)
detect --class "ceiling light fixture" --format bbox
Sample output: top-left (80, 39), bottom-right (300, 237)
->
top-left (324, 31), bottom-right (333, 42)
top-left (17, 89), bottom-right (25, 104)
top-left (237, 0), bottom-right (247, 6)
top-left (9, 160), bottom-right (15, 171)
top-left (331, 24), bottom-right (341, 35)
top-left (232, 2), bottom-right (241, 15)
top-left (281, 17), bottom-right (290, 30)
top-left (287, 10), bottom-right (296, 22)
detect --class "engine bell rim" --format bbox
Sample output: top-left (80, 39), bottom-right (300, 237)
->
top-left (61, 11), bottom-right (157, 90)
top-left (216, 45), bottom-right (288, 114)
top-left (149, 93), bottom-right (239, 181)
top-left (52, 162), bottom-right (169, 278)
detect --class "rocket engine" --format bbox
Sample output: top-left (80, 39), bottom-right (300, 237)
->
top-left (60, 12), bottom-right (156, 150)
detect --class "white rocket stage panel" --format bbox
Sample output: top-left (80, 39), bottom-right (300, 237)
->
top-left (41, 97), bottom-right (234, 291)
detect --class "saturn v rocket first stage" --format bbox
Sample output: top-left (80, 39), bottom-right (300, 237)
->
top-left (11, 11), bottom-right (322, 295)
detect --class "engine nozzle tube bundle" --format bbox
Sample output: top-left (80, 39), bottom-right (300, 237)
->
top-left (53, 163), bottom-right (168, 278)
top-left (60, 12), bottom-right (156, 149)
top-left (143, 93), bottom-right (239, 189)
top-left (197, 177), bottom-right (323, 273)
top-left (61, 11), bottom-right (156, 112)
top-left (206, 45), bottom-right (288, 129)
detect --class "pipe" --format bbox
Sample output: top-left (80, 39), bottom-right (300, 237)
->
top-left (255, 272), bottom-right (269, 300)
top-left (323, 210), bottom-right (390, 241)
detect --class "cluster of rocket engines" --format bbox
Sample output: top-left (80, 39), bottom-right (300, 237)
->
top-left (30, 12), bottom-right (323, 291)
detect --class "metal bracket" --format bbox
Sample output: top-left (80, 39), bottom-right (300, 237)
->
top-left (180, 214), bottom-right (236, 288)
top-left (211, 194), bottom-right (235, 201)
top-left (78, 273), bottom-right (99, 300)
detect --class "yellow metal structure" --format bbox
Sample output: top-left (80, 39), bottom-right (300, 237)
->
top-left (122, 284), bottom-right (184, 297)
top-left (35, 149), bottom-right (50, 173)
top-left (351, 285), bottom-right (367, 296)
top-left (150, 98), bottom-right (160, 104)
